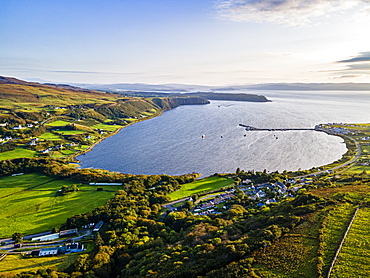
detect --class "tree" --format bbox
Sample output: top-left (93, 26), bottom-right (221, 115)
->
top-left (95, 232), bottom-right (104, 249)
top-left (61, 185), bottom-right (69, 194)
top-left (70, 184), bottom-right (79, 192)
top-left (12, 232), bottom-right (23, 243)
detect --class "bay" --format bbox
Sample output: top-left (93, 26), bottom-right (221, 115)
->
top-left (77, 91), bottom-right (370, 177)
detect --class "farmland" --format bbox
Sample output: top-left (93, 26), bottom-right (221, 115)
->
top-left (0, 148), bottom-right (37, 160)
top-left (0, 173), bottom-right (121, 238)
top-left (167, 176), bottom-right (235, 201)
top-left (331, 207), bottom-right (370, 277)
top-left (320, 203), bottom-right (356, 275)
top-left (0, 253), bottom-right (81, 275)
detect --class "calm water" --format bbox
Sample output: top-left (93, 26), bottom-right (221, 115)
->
top-left (77, 90), bottom-right (370, 176)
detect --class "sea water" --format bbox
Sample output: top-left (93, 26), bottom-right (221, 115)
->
top-left (77, 90), bottom-right (370, 176)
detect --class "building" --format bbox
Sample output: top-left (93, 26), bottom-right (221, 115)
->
top-left (93, 220), bottom-right (104, 232)
top-left (64, 243), bottom-right (85, 253)
top-left (89, 182), bottom-right (123, 186)
top-left (39, 247), bottom-right (59, 256)
top-left (32, 233), bottom-right (60, 241)
top-left (59, 228), bottom-right (78, 237)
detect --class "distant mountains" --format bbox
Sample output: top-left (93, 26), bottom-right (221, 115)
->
top-left (72, 82), bottom-right (370, 92)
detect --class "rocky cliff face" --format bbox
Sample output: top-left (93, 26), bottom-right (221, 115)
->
top-left (189, 92), bottom-right (270, 102)
top-left (152, 97), bottom-right (210, 110)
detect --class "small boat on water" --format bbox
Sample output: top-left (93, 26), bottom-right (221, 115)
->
top-left (202, 134), bottom-right (205, 139)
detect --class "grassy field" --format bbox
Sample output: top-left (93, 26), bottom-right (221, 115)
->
top-left (0, 148), bottom-right (37, 160)
top-left (331, 207), bottom-right (370, 277)
top-left (344, 165), bottom-right (370, 174)
top-left (321, 203), bottom-right (356, 275)
top-left (91, 123), bottom-right (124, 131)
top-left (0, 173), bottom-right (120, 238)
top-left (54, 130), bottom-right (85, 135)
top-left (45, 120), bottom-right (71, 127)
top-left (38, 132), bottom-right (62, 140)
top-left (167, 176), bottom-right (234, 201)
top-left (0, 253), bottom-right (81, 275)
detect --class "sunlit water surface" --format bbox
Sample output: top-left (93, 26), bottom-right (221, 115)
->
top-left (77, 91), bottom-right (370, 176)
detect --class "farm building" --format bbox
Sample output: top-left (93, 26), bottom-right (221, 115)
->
top-left (89, 182), bottom-right (123, 186)
top-left (59, 228), bottom-right (78, 237)
top-left (31, 233), bottom-right (60, 241)
top-left (64, 243), bottom-right (85, 253)
top-left (93, 220), bottom-right (104, 232)
top-left (39, 247), bottom-right (59, 256)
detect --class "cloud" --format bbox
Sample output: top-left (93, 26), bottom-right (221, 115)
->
top-left (333, 74), bottom-right (363, 79)
top-left (215, 0), bottom-right (370, 26)
top-left (338, 51), bottom-right (370, 63)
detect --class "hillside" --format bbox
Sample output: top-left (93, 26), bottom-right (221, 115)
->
top-left (0, 76), bottom-right (209, 162)
top-left (0, 76), bottom-right (122, 107)
top-left (1, 77), bottom-right (370, 278)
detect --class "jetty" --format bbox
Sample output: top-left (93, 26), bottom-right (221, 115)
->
top-left (239, 124), bottom-right (315, 132)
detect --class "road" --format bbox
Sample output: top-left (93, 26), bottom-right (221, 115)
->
top-left (0, 230), bottom-right (92, 253)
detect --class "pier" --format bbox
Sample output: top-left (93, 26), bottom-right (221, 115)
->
top-left (239, 124), bottom-right (315, 132)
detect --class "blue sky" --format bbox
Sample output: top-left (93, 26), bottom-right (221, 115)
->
top-left (1, 0), bottom-right (370, 85)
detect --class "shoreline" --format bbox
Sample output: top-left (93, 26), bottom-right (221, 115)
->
top-left (72, 111), bottom-right (165, 162)
top-left (75, 117), bottom-right (355, 178)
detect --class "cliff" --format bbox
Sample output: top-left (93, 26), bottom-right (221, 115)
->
top-left (152, 97), bottom-right (210, 110)
top-left (189, 92), bottom-right (270, 102)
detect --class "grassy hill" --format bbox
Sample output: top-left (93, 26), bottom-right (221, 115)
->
top-left (0, 76), bottom-right (166, 160)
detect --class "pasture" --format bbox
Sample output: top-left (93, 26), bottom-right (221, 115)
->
top-left (0, 253), bottom-right (80, 275)
top-left (167, 176), bottom-right (234, 201)
top-left (331, 207), bottom-right (370, 277)
top-left (321, 203), bottom-right (356, 275)
top-left (37, 132), bottom-right (62, 140)
top-left (91, 123), bottom-right (123, 131)
top-left (45, 120), bottom-right (71, 127)
top-left (0, 173), bottom-right (120, 238)
top-left (0, 148), bottom-right (37, 160)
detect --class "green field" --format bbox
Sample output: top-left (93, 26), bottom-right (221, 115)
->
top-left (344, 165), bottom-right (370, 174)
top-left (38, 132), bottom-right (62, 140)
top-left (167, 176), bottom-right (234, 201)
top-left (321, 203), bottom-right (356, 275)
top-left (0, 253), bottom-right (80, 275)
top-left (0, 148), bottom-right (37, 160)
top-left (0, 173), bottom-right (120, 238)
top-left (331, 207), bottom-right (370, 277)
top-left (91, 123), bottom-right (124, 131)
top-left (54, 130), bottom-right (85, 135)
top-left (45, 120), bottom-right (71, 127)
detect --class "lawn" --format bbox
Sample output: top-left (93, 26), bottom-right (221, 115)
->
top-left (331, 207), bottom-right (370, 277)
top-left (167, 176), bottom-right (234, 201)
top-left (0, 173), bottom-right (120, 238)
top-left (0, 148), bottom-right (37, 160)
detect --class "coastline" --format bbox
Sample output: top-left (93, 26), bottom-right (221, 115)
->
top-left (72, 110), bottom-right (165, 162)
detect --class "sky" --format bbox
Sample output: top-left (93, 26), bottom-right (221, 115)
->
top-left (1, 0), bottom-right (370, 86)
